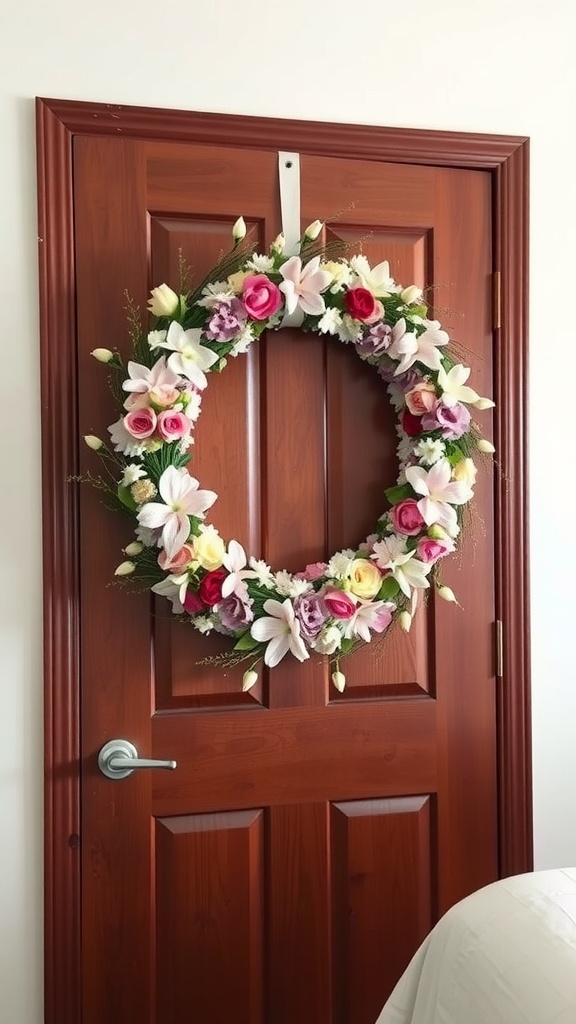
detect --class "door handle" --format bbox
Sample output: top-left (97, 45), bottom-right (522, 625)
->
top-left (98, 739), bottom-right (177, 780)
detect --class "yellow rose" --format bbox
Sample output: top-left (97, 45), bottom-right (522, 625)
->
top-left (192, 525), bottom-right (226, 570)
top-left (348, 558), bottom-right (382, 600)
top-left (228, 270), bottom-right (251, 294)
top-left (452, 457), bottom-right (477, 488)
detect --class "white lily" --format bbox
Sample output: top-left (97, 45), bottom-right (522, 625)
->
top-left (250, 598), bottom-right (310, 667)
top-left (405, 459), bottom-right (473, 536)
top-left (221, 540), bottom-right (258, 598)
top-left (152, 322), bottom-right (219, 390)
top-left (122, 356), bottom-right (181, 398)
top-left (437, 363), bottom-right (480, 408)
top-left (278, 255), bottom-right (332, 316)
top-left (136, 466), bottom-right (217, 559)
top-left (151, 572), bottom-right (189, 613)
top-left (390, 320), bottom-right (449, 374)
top-left (349, 255), bottom-right (396, 297)
top-left (370, 536), bottom-right (432, 598)
top-left (344, 600), bottom-right (395, 643)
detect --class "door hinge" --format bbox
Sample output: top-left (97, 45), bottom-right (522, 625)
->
top-left (494, 619), bottom-right (504, 678)
top-left (492, 270), bottom-right (501, 331)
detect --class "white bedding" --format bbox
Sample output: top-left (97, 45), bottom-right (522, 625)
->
top-left (375, 868), bottom-right (576, 1024)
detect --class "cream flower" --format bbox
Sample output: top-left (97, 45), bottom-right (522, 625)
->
top-left (192, 524), bottom-right (226, 570)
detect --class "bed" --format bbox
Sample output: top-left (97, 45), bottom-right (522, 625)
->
top-left (375, 867), bottom-right (576, 1024)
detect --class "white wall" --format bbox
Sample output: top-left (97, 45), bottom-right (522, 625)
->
top-left (2, 0), bottom-right (575, 1020)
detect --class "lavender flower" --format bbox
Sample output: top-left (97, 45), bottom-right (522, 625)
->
top-left (217, 588), bottom-right (254, 631)
top-left (422, 401), bottom-right (471, 439)
top-left (294, 593), bottom-right (328, 641)
top-left (205, 299), bottom-right (247, 342)
top-left (355, 322), bottom-right (392, 358)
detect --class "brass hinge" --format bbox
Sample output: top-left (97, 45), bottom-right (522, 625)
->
top-left (492, 270), bottom-right (501, 331)
top-left (495, 619), bottom-right (504, 678)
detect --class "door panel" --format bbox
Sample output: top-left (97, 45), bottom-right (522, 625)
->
top-left (74, 134), bottom-right (496, 1024)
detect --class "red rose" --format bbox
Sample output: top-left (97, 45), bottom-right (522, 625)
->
top-left (401, 409), bottom-right (424, 436)
top-left (344, 287), bottom-right (377, 322)
top-left (198, 568), bottom-right (227, 607)
top-left (183, 590), bottom-right (208, 615)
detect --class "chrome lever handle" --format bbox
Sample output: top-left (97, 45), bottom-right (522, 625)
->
top-left (98, 739), bottom-right (177, 780)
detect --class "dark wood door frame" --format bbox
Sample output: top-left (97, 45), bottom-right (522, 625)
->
top-left (36, 97), bottom-right (530, 1024)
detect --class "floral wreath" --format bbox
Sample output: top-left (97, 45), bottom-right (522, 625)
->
top-left (84, 217), bottom-right (495, 692)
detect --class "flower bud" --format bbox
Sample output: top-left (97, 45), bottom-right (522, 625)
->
top-left (84, 434), bottom-right (103, 451)
top-left (331, 670), bottom-right (346, 692)
top-left (124, 541), bottom-right (143, 556)
top-left (398, 611), bottom-right (412, 632)
top-left (114, 560), bottom-right (135, 576)
top-left (477, 439), bottom-right (495, 454)
top-left (147, 283), bottom-right (180, 318)
top-left (400, 285), bottom-right (422, 304)
top-left (304, 219), bottom-right (323, 241)
top-left (242, 669), bottom-right (258, 692)
top-left (232, 216), bottom-right (247, 241)
top-left (271, 233), bottom-right (285, 254)
top-left (437, 585), bottom-right (457, 603)
top-left (91, 347), bottom-right (114, 363)
top-left (452, 457), bottom-right (477, 488)
top-left (472, 397), bottom-right (495, 411)
top-left (427, 524), bottom-right (450, 540)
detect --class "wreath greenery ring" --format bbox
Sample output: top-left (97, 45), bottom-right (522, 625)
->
top-left (84, 217), bottom-right (495, 692)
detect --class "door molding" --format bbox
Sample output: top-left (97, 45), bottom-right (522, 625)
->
top-left (36, 97), bottom-right (531, 1024)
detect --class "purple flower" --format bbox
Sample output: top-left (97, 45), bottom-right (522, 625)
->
top-left (378, 363), bottom-right (422, 390)
top-left (217, 587), bottom-right (254, 631)
top-left (355, 323), bottom-right (392, 357)
top-left (205, 299), bottom-right (247, 342)
top-left (421, 401), bottom-right (471, 439)
top-left (294, 593), bottom-right (328, 640)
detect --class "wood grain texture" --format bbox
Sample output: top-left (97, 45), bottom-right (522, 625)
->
top-left (37, 97), bottom-right (531, 1024)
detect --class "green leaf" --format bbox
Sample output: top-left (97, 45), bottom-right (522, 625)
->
top-left (384, 483), bottom-right (413, 506)
top-left (377, 577), bottom-right (400, 600)
top-left (233, 632), bottom-right (260, 653)
top-left (339, 637), bottom-right (355, 654)
top-left (117, 484), bottom-right (137, 511)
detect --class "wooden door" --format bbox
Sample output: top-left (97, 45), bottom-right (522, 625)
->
top-left (38, 101), bottom-right (531, 1024)
top-left (74, 135), bottom-right (495, 1024)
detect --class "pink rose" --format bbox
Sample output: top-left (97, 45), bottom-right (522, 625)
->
top-left (405, 381), bottom-right (437, 415)
top-left (417, 538), bottom-right (454, 563)
top-left (391, 499), bottom-right (425, 536)
top-left (157, 410), bottom-right (192, 442)
top-left (296, 561), bottom-right (328, 581)
top-left (242, 275), bottom-right (282, 320)
top-left (323, 588), bottom-right (357, 619)
top-left (158, 543), bottom-right (195, 573)
top-left (148, 385), bottom-right (182, 410)
top-left (123, 407), bottom-right (157, 439)
top-left (344, 287), bottom-right (377, 322)
top-left (364, 299), bottom-right (385, 325)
